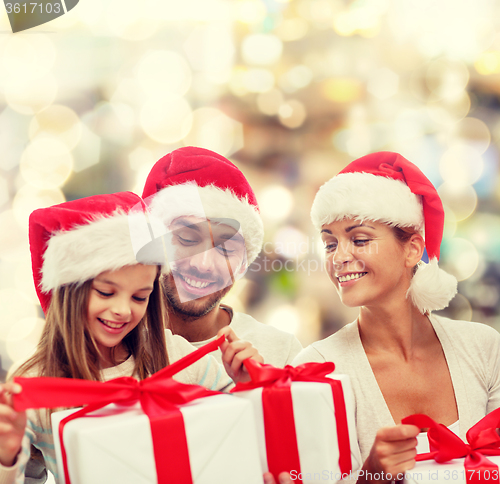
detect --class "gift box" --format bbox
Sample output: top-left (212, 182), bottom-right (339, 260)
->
top-left (51, 395), bottom-right (263, 484)
top-left (402, 410), bottom-right (500, 484)
top-left (14, 335), bottom-right (263, 484)
top-left (231, 360), bottom-right (362, 484)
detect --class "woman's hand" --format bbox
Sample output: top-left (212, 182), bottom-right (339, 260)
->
top-left (0, 382), bottom-right (26, 467)
top-left (217, 326), bottom-right (264, 383)
top-left (263, 471), bottom-right (293, 484)
top-left (360, 424), bottom-right (420, 483)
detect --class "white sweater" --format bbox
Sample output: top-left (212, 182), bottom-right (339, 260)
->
top-left (292, 315), bottom-right (500, 462)
top-left (0, 330), bottom-right (232, 484)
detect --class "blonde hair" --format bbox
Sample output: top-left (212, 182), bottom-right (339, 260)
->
top-left (14, 266), bottom-right (169, 382)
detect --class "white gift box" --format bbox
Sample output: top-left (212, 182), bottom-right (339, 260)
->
top-left (233, 374), bottom-right (362, 484)
top-left (51, 394), bottom-right (263, 484)
top-left (404, 456), bottom-right (500, 484)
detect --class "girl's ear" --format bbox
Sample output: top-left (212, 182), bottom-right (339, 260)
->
top-left (406, 233), bottom-right (425, 268)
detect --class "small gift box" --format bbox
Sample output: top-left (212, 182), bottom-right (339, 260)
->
top-left (231, 360), bottom-right (362, 483)
top-left (14, 336), bottom-right (264, 484)
top-left (402, 410), bottom-right (500, 484)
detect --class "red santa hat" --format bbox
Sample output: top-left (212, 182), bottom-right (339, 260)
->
top-left (142, 146), bottom-right (264, 266)
top-left (311, 151), bottom-right (457, 314)
top-left (29, 191), bottom-right (163, 313)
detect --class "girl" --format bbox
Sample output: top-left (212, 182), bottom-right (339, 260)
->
top-left (0, 191), bottom-right (260, 484)
top-left (293, 152), bottom-right (500, 483)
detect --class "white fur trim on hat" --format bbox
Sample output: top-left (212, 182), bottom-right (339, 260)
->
top-left (42, 212), bottom-right (142, 292)
top-left (407, 258), bottom-right (458, 314)
top-left (311, 172), bottom-right (424, 231)
top-left (147, 182), bottom-right (264, 265)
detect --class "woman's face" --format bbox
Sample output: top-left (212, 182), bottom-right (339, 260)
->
top-left (321, 218), bottom-right (413, 308)
top-left (87, 264), bottom-right (157, 364)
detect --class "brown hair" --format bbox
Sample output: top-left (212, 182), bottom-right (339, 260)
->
top-left (392, 226), bottom-right (420, 275)
top-left (13, 266), bottom-right (169, 382)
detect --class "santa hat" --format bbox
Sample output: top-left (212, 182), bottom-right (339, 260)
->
top-left (311, 151), bottom-right (457, 314)
top-left (142, 147), bottom-right (264, 266)
top-left (29, 192), bottom-right (164, 313)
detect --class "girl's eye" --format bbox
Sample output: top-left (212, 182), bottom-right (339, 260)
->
top-left (96, 289), bottom-right (113, 297)
top-left (133, 296), bottom-right (148, 302)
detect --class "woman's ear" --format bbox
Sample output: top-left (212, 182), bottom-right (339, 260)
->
top-left (406, 233), bottom-right (425, 268)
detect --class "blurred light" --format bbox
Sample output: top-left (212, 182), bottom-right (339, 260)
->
top-left (0, 108), bottom-right (29, 172)
top-left (279, 65), bottom-right (313, 93)
top-left (333, 11), bottom-right (357, 36)
top-left (474, 51), bottom-right (500, 75)
top-left (266, 304), bottom-right (300, 335)
top-left (183, 107), bottom-right (243, 157)
top-left (243, 68), bottom-right (275, 93)
top-left (105, 0), bottom-right (157, 40)
top-left (439, 145), bottom-right (484, 187)
top-left (460, 213), bottom-right (500, 262)
top-left (0, 176), bottom-right (8, 207)
top-left (257, 89), bottom-right (284, 116)
top-left (15, 257), bottom-right (39, 305)
top-left (442, 206), bottom-right (457, 239)
top-left (12, 185), bottom-right (66, 229)
top-left (1, 35), bottom-right (55, 83)
top-left (137, 51), bottom-right (192, 98)
top-left (259, 185), bottom-right (294, 222)
top-left (275, 18), bottom-right (309, 41)
top-left (0, 289), bottom-right (38, 339)
top-left (29, 105), bottom-right (82, 150)
top-left (439, 183), bottom-right (478, 222)
top-left (84, 102), bottom-right (135, 145)
top-left (234, 0), bottom-right (267, 24)
top-left (278, 100), bottom-right (307, 129)
top-left (425, 59), bottom-right (470, 102)
top-left (241, 34), bottom-right (283, 66)
top-left (447, 293), bottom-right (473, 322)
top-left (448, 117), bottom-right (491, 154)
top-left (273, 226), bottom-right (309, 259)
top-left (72, 124), bottom-right (101, 173)
top-left (6, 317), bottom-right (45, 363)
top-left (5, 74), bottom-right (58, 115)
top-left (129, 146), bottom-right (155, 172)
top-left (140, 96), bottom-right (193, 143)
top-left (322, 78), bottom-right (362, 103)
top-left (367, 68), bottom-right (399, 100)
top-left (184, 25), bottom-right (235, 75)
top-left (445, 238), bottom-right (480, 281)
top-left (0, 210), bottom-right (27, 262)
top-left (20, 137), bottom-right (73, 189)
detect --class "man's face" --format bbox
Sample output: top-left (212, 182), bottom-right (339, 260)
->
top-left (162, 216), bottom-right (247, 317)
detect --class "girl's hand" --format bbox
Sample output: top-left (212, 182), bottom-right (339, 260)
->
top-left (217, 326), bottom-right (264, 383)
top-left (263, 472), bottom-right (293, 484)
top-left (0, 382), bottom-right (26, 467)
top-left (360, 424), bottom-right (420, 483)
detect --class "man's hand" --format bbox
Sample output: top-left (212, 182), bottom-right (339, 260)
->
top-left (263, 472), bottom-right (293, 484)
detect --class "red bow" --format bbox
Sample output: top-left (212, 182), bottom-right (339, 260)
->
top-left (403, 409), bottom-right (500, 482)
top-left (14, 335), bottom-right (225, 484)
top-left (232, 360), bottom-right (352, 482)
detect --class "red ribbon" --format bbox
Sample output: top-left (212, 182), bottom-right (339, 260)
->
top-left (402, 409), bottom-right (500, 484)
top-left (14, 335), bottom-right (225, 484)
top-left (231, 360), bottom-right (352, 483)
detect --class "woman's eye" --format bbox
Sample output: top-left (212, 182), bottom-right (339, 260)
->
top-left (353, 239), bottom-right (370, 246)
top-left (324, 243), bottom-right (337, 252)
top-left (96, 289), bottom-right (113, 297)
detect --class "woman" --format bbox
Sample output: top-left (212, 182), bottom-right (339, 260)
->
top-left (293, 152), bottom-right (500, 482)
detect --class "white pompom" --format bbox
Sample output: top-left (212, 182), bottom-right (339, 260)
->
top-left (406, 258), bottom-right (458, 314)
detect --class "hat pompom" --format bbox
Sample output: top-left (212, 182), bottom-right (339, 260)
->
top-left (407, 258), bottom-right (458, 314)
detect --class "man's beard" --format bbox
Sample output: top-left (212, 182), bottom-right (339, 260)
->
top-left (161, 273), bottom-right (232, 319)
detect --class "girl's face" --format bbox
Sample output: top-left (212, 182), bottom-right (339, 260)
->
top-left (87, 264), bottom-right (157, 364)
top-left (321, 218), bottom-right (413, 309)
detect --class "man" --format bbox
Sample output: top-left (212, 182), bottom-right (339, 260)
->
top-left (142, 146), bottom-right (302, 367)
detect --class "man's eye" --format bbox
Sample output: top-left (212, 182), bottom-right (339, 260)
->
top-left (216, 245), bottom-right (235, 255)
top-left (177, 235), bottom-right (198, 245)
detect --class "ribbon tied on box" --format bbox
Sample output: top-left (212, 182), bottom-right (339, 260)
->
top-left (403, 408), bottom-right (500, 484)
top-left (13, 335), bottom-right (226, 484)
top-left (231, 360), bottom-right (352, 482)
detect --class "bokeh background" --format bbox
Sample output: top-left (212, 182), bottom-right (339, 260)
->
top-left (1, 0), bottom-right (500, 378)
